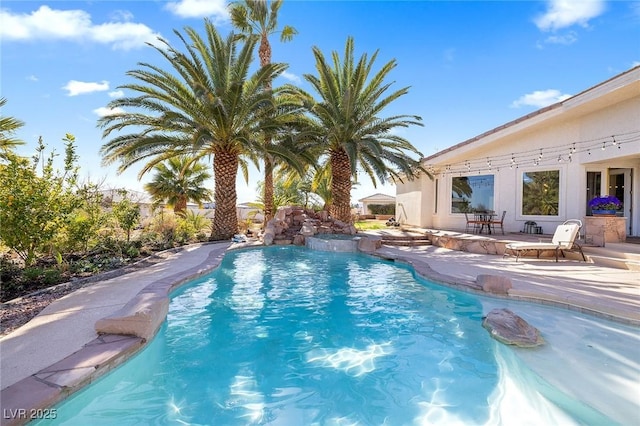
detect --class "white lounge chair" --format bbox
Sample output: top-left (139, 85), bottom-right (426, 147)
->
top-left (504, 221), bottom-right (586, 262)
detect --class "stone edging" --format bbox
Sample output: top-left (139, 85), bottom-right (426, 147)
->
top-left (371, 250), bottom-right (640, 327)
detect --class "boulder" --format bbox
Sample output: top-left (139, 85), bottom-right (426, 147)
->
top-left (357, 236), bottom-right (382, 253)
top-left (476, 274), bottom-right (512, 294)
top-left (274, 207), bottom-right (288, 221)
top-left (482, 308), bottom-right (544, 347)
top-left (300, 222), bottom-right (316, 236)
top-left (262, 229), bottom-right (275, 245)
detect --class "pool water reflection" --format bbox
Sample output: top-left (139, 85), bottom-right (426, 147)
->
top-left (37, 246), bottom-right (617, 425)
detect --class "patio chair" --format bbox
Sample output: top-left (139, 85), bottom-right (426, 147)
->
top-left (504, 220), bottom-right (586, 262)
top-left (490, 210), bottom-right (507, 235)
top-left (464, 212), bottom-right (481, 234)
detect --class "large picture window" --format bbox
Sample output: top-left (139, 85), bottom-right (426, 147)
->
top-left (522, 170), bottom-right (559, 215)
top-left (451, 175), bottom-right (494, 213)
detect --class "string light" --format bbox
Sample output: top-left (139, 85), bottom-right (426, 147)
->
top-left (424, 130), bottom-right (639, 176)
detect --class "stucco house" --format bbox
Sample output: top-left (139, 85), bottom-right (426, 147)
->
top-left (358, 193), bottom-right (396, 216)
top-left (396, 66), bottom-right (640, 238)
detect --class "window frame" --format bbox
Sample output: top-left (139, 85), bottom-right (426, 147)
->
top-left (517, 166), bottom-right (566, 219)
top-left (450, 174), bottom-right (495, 214)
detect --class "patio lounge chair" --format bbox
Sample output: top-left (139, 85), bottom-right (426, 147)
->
top-left (504, 220), bottom-right (586, 262)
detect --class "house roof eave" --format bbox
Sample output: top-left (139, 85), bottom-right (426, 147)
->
top-left (421, 65), bottom-right (640, 165)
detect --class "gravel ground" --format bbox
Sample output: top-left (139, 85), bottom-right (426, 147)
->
top-left (0, 249), bottom-right (180, 337)
top-left (0, 281), bottom-right (87, 336)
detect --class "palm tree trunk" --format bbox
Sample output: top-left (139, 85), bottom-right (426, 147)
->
top-left (260, 35), bottom-right (275, 223)
top-left (211, 150), bottom-right (239, 240)
top-left (263, 153), bottom-right (274, 222)
top-left (329, 148), bottom-right (352, 222)
top-left (174, 196), bottom-right (187, 215)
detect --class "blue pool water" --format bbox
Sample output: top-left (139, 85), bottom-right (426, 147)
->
top-left (38, 246), bottom-right (619, 425)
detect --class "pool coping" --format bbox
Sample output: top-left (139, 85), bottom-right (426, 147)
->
top-left (372, 250), bottom-right (640, 327)
top-left (1, 241), bottom-right (638, 425)
top-left (0, 242), bottom-right (231, 426)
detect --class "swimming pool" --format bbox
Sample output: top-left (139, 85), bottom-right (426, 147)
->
top-left (36, 246), bottom-right (635, 425)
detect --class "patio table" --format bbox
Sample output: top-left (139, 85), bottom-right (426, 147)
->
top-left (474, 212), bottom-right (497, 234)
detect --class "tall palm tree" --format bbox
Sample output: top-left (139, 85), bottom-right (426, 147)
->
top-left (144, 156), bottom-right (213, 215)
top-left (99, 20), bottom-right (289, 240)
top-left (0, 98), bottom-right (26, 160)
top-left (229, 0), bottom-right (297, 223)
top-left (293, 37), bottom-right (426, 222)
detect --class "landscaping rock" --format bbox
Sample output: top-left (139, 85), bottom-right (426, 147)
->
top-left (260, 206), bottom-right (363, 248)
top-left (357, 236), bottom-right (382, 253)
top-left (482, 308), bottom-right (544, 347)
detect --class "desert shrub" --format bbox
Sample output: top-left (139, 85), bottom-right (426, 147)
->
top-left (140, 210), bottom-right (178, 248)
top-left (367, 204), bottom-right (395, 215)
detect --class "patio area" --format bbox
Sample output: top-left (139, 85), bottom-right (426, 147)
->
top-left (365, 225), bottom-right (640, 270)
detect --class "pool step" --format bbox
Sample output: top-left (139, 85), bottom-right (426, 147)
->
top-left (583, 244), bottom-right (640, 271)
top-left (380, 234), bottom-right (431, 247)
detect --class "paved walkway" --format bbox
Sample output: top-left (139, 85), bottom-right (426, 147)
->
top-left (1, 239), bottom-right (639, 425)
top-left (1, 242), bottom-right (230, 390)
top-left (376, 244), bottom-right (640, 323)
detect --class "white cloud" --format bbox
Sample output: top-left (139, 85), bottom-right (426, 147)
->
top-left (280, 71), bottom-right (301, 84)
top-left (0, 5), bottom-right (162, 50)
top-left (165, 0), bottom-right (229, 20)
top-left (544, 31), bottom-right (578, 45)
top-left (27, 75), bottom-right (39, 82)
top-left (510, 89), bottom-right (572, 108)
top-left (90, 21), bottom-right (164, 50)
top-left (94, 106), bottom-right (125, 117)
top-left (63, 80), bottom-right (110, 96)
top-left (535, 0), bottom-right (605, 32)
top-left (108, 90), bottom-right (125, 98)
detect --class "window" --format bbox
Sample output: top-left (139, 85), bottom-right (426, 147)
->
top-left (586, 172), bottom-right (601, 215)
top-left (434, 179), bottom-right (438, 213)
top-left (451, 175), bottom-right (494, 213)
top-left (522, 170), bottom-right (559, 215)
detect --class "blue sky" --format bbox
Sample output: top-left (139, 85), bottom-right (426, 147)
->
top-left (1, 0), bottom-right (639, 204)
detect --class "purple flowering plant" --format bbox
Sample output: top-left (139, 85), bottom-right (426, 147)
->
top-left (588, 195), bottom-right (622, 210)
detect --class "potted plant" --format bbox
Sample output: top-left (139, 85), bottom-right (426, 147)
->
top-left (588, 195), bottom-right (622, 216)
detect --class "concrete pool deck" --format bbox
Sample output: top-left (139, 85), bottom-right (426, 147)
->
top-left (1, 238), bottom-right (639, 425)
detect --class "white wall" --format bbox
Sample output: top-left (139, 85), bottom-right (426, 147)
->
top-left (397, 78), bottom-right (640, 236)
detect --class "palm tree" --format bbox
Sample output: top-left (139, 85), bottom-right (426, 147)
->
top-left (229, 0), bottom-right (297, 223)
top-left (99, 20), bottom-right (289, 240)
top-left (0, 98), bottom-right (25, 160)
top-left (144, 156), bottom-right (213, 215)
top-left (293, 37), bottom-right (425, 222)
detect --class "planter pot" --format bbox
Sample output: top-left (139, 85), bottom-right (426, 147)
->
top-left (591, 209), bottom-right (618, 216)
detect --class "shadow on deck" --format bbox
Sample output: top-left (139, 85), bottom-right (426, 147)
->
top-left (362, 226), bottom-right (640, 270)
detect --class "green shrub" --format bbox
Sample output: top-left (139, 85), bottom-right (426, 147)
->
top-left (367, 204), bottom-right (395, 215)
top-left (23, 267), bottom-right (45, 282)
top-left (42, 269), bottom-right (62, 285)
